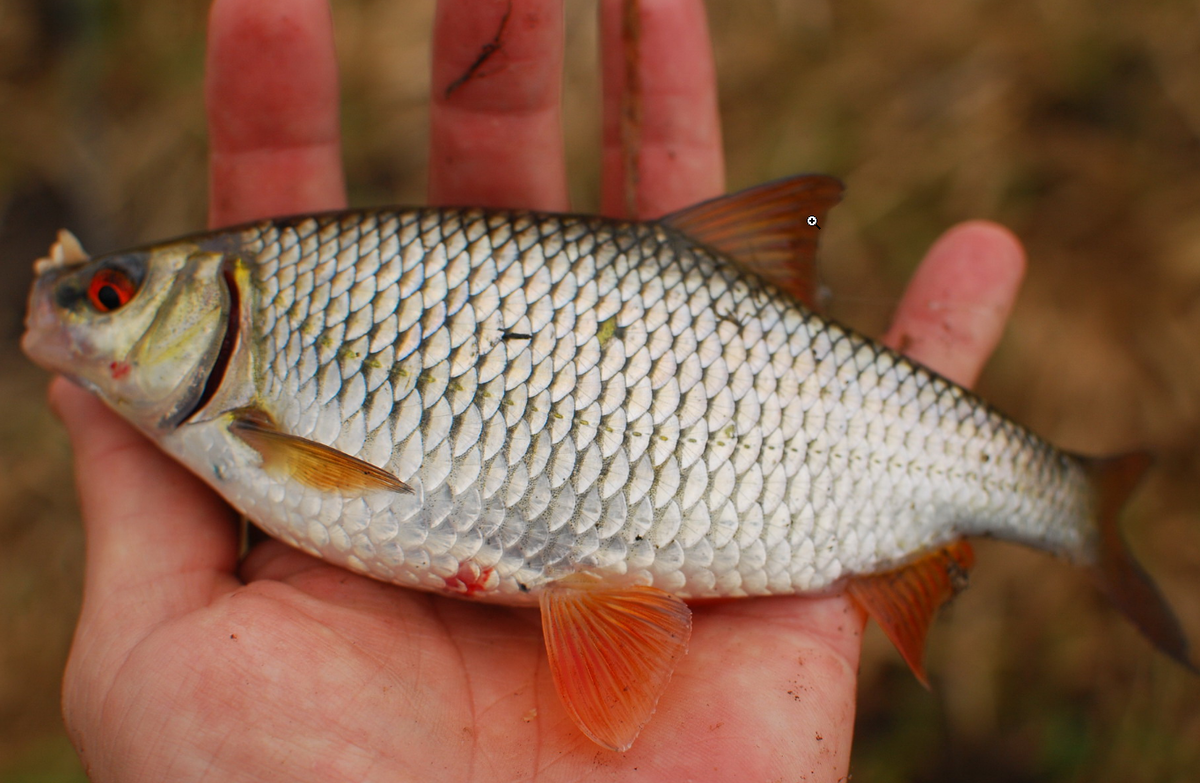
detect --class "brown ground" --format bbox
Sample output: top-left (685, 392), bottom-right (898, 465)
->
top-left (1, 1), bottom-right (1199, 781)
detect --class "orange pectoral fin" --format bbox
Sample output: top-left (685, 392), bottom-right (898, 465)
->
top-left (539, 577), bottom-right (693, 751)
top-left (845, 541), bottom-right (975, 687)
top-left (229, 408), bottom-right (412, 495)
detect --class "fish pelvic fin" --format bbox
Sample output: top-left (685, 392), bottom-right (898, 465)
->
top-left (845, 541), bottom-right (976, 687)
top-left (1086, 453), bottom-right (1196, 673)
top-left (661, 174), bottom-right (843, 310)
top-left (229, 407), bottom-right (413, 495)
top-left (539, 576), bottom-right (692, 751)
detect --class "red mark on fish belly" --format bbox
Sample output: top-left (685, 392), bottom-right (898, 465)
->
top-left (444, 562), bottom-right (496, 596)
top-left (109, 360), bottom-right (131, 379)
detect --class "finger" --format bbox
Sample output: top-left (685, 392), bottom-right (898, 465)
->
top-left (238, 540), bottom-right (408, 615)
top-left (239, 538), bottom-right (326, 585)
top-left (599, 0), bottom-right (724, 218)
top-left (49, 378), bottom-right (240, 630)
top-left (681, 595), bottom-right (863, 777)
top-left (429, 0), bottom-right (568, 211)
top-left (884, 220), bottom-right (1026, 387)
top-left (206, 0), bottom-right (346, 228)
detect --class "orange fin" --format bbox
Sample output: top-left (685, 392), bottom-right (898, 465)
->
top-left (539, 576), bottom-right (692, 751)
top-left (845, 541), bottom-right (975, 687)
top-left (1086, 453), bottom-right (1196, 672)
top-left (661, 174), bottom-right (844, 309)
top-left (229, 408), bottom-right (412, 495)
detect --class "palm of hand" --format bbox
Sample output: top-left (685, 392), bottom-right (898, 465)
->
top-left (62, 434), bottom-right (858, 780)
top-left (56, 1), bottom-right (1024, 780)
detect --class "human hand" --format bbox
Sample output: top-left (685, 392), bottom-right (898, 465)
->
top-left (54, 1), bottom-right (1025, 780)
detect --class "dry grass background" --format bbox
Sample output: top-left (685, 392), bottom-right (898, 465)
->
top-left (2, 0), bottom-right (1199, 780)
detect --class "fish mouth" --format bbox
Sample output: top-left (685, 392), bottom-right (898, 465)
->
top-left (21, 273), bottom-right (75, 375)
top-left (175, 262), bottom-right (241, 425)
top-left (21, 319), bottom-right (98, 400)
top-left (21, 274), bottom-right (114, 398)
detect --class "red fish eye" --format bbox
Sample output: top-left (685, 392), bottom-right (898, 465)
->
top-left (87, 268), bottom-right (136, 312)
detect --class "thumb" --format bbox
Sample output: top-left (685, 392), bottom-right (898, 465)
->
top-left (49, 377), bottom-right (240, 636)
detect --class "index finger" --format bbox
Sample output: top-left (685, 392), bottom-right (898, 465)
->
top-left (206, 0), bottom-right (346, 227)
top-left (59, 0), bottom-right (350, 633)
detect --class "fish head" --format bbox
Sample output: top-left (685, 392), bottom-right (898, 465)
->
top-left (23, 232), bottom-right (234, 434)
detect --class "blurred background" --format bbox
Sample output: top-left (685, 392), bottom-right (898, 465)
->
top-left (2, 0), bottom-right (1199, 780)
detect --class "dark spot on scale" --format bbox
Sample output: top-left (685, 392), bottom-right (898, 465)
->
top-left (230, 633), bottom-right (237, 640)
top-left (947, 558), bottom-right (971, 593)
top-left (517, 582), bottom-right (529, 593)
top-left (502, 332), bottom-right (533, 341)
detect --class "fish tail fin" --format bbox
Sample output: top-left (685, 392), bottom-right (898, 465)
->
top-left (1086, 452), bottom-right (1197, 673)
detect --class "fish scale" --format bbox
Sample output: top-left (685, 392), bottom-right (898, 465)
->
top-left (153, 206), bottom-right (1092, 603)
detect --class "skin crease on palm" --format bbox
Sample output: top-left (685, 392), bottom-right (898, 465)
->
top-left (49, 0), bottom-right (1026, 780)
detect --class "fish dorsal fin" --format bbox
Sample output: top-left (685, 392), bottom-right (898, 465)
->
top-left (539, 576), bottom-right (692, 751)
top-left (845, 541), bottom-right (975, 687)
top-left (661, 174), bottom-right (844, 309)
top-left (229, 408), bottom-right (412, 494)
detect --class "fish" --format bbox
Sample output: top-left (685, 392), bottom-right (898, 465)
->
top-left (22, 175), bottom-right (1195, 750)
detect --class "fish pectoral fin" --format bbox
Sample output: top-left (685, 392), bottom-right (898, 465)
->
top-left (539, 576), bottom-right (692, 751)
top-left (229, 408), bottom-right (412, 495)
top-left (845, 540), bottom-right (975, 688)
top-left (661, 174), bottom-right (844, 310)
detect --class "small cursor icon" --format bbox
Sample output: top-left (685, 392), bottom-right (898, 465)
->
top-left (807, 215), bottom-right (820, 229)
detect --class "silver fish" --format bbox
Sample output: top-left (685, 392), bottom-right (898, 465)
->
top-left (22, 175), bottom-right (1194, 750)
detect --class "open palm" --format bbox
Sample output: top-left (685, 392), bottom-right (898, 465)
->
top-left (54, 1), bottom-right (1026, 781)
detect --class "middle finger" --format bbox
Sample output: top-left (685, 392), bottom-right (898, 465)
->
top-left (429, 0), bottom-right (569, 211)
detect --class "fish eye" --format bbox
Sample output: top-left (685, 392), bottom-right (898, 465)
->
top-left (87, 268), bottom-right (137, 313)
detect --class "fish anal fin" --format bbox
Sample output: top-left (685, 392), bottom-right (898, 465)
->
top-left (1087, 453), bottom-right (1196, 672)
top-left (229, 408), bottom-right (412, 495)
top-left (539, 576), bottom-right (692, 751)
top-left (845, 540), bottom-right (975, 688)
top-left (661, 174), bottom-right (844, 310)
